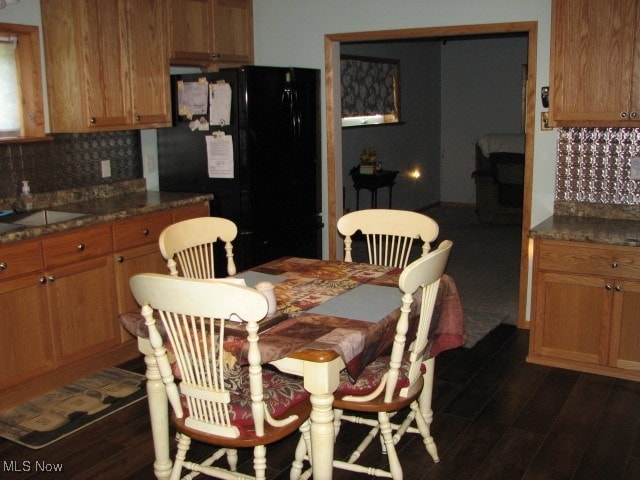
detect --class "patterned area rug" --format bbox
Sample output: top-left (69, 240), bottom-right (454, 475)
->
top-left (0, 367), bottom-right (146, 449)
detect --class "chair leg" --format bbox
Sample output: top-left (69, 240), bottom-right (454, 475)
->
top-left (170, 433), bottom-right (190, 480)
top-left (291, 420), bottom-right (311, 480)
top-left (379, 412), bottom-right (403, 480)
top-left (411, 400), bottom-right (439, 462)
top-left (226, 448), bottom-right (239, 471)
top-left (416, 357), bottom-right (439, 463)
top-left (253, 445), bottom-right (267, 480)
top-left (333, 408), bottom-right (343, 438)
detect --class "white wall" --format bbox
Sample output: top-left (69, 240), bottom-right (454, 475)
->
top-left (252, 0), bottom-right (557, 227)
top-left (441, 35), bottom-right (529, 203)
top-left (341, 40), bottom-right (441, 212)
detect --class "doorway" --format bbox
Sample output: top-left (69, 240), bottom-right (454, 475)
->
top-left (324, 22), bottom-right (537, 328)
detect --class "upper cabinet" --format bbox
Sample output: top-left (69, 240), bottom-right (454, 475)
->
top-left (169, 0), bottom-right (254, 68)
top-left (550, 0), bottom-right (640, 126)
top-left (41, 0), bottom-right (171, 133)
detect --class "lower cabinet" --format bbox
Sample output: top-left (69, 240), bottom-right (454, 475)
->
top-left (529, 239), bottom-right (640, 380)
top-left (0, 270), bottom-right (53, 390)
top-left (0, 201), bottom-right (210, 408)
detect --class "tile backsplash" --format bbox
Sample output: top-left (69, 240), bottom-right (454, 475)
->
top-left (556, 127), bottom-right (640, 204)
top-left (0, 131), bottom-right (142, 199)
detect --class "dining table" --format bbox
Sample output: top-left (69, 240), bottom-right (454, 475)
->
top-left (120, 256), bottom-right (467, 480)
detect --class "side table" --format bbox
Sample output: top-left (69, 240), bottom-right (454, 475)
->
top-left (349, 168), bottom-right (400, 209)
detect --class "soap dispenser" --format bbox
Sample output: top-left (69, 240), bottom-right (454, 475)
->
top-left (20, 180), bottom-right (34, 211)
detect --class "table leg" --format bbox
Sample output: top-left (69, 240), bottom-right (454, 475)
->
top-left (302, 356), bottom-right (343, 480)
top-left (139, 339), bottom-right (173, 480)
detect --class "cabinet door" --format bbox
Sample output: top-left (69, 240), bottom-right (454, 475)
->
top-left (609, 280), bottom-right (640, 371)
top-left (550, 0), bottom-right (639, 124)
top-left (212, 0), bottom-right (253, 64)
top-left (47, 256), bottom-right (120, 366)
top-left (78, 0), bottom-right (131, 128)
top-left (532, 271), bottom-right (611, 365)
top-left (0, 275), bottom-right (53, 390)
top-left (127, 0), bottom-right (171, 127)
top-left (114, 243), bottom-right (167, 317)
top-left (169, 0), bottom-right (215, 62)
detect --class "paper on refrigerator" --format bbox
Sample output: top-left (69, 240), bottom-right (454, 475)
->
top-left (206, 133), bottom-right (234, 178)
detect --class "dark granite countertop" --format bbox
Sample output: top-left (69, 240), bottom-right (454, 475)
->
top-left (530, 215), bottom-right (640, 247)
top-left (0, 179), bottom-right (213, 245)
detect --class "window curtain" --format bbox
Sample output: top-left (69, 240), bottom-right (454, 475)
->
top-left (0, 37), bottom-right (20, 135)
top-left (341, 56), bottom-right (398, 117)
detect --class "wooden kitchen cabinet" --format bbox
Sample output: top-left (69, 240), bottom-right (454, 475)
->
top-left (42, 225), bottom-right (120, 366)
top-left (550, 0), bottom-right (640, 126)
top-left (113, 209), bottom-right (174, 319)
top-left (113, 203), bottom-right (210, 322)
top-left (0, 241), bottom-right (53, 390)
top-left (169, 0), bottom-right (254, 68)
top-left (41, 0), bottom-right (171, 132)
top-left (529, 239), bottom-right (640, 380)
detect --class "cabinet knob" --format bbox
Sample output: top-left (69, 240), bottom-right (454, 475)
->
top-left (135, 114), bottom-right (141, 122)
top-left (620, 111), bottom-right (628, 119)
top-left (90, 117), bottom-right (96, 124)
top-left (77, 243), bottom-right (85, 251)
top-left (0, 262), bottom-right (6, 270)
top-left (632, 112), bottom-right (639, 119)
top-left (39, 276), bottom-right (47, 284)
top-left (47, 274), bottom-right (56, 282)
top-left (615, 285), bottom-right (623, 292)
top-left (611, 261), bottom-right (619, 269)
top-left (142, 228), bottom-right (150, 236)
top-left (605, 284), bottom-right (612, 290)
top-left (211, 52), bottom-right (221, 60)
top-left (118, 256), bottom-right (124, 263)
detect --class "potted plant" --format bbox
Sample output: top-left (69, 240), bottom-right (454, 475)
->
top-left (359, 148), bottom-right (377, 174)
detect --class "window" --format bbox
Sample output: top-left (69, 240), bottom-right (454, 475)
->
top-left (0, 23), bottom-right (47, 142)
top-left (0, 35), bottom-right (20, 138)
top-left (340, 55), bottom-right (400, 128)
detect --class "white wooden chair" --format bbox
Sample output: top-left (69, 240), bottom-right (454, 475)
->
top-left (129, 273), bottom-right (312, 480)
top-left (291, 240), bottom-right (452, 480)
top-left (337, 209), bottom-right (439, 268)
top-left (158, 216), bottom-right (238, 278)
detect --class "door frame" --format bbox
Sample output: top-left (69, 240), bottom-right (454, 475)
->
top-left (324, 22), bottom-right (537, 328)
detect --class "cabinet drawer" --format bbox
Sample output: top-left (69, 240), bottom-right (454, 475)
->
top-left (42, 225), bottom-right (113, 268)
top-left (112, 210), bottom-right (173, 250)
top-left (0, 241), bottom-right (43, 280)
top-left (538, 241), bottom-right (640, 280)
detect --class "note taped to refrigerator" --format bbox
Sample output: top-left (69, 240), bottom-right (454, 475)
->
top-left (206, 134), bottom-right (234, 178)
top-left (177, 79), bottom-right (208, 118)
top-left (209, 82), bottom-right (232, 127)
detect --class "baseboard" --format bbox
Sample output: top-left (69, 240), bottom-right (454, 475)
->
top-left (0, 341), bottom-right (140, 410)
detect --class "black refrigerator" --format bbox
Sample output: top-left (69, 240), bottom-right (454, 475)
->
top-left (158, 66), bottom-right (322, 274)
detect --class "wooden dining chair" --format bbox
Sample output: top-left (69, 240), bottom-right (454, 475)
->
top-left (337, 209), bottom-right (439, 268)
top-left (291, 240), bottom-right (452, 480)
top-left (158, 216), bottom-right (238, 278)
top-left (129, 273), bottom-right (312, 480)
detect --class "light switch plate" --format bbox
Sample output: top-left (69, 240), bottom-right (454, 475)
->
top-left (101, 159), bottom-right (111, 178)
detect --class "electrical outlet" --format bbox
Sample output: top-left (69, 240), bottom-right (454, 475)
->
top-left (631, 156), bottom-right (640, 180)
top-left (101, 159), bottom-right (111, 178)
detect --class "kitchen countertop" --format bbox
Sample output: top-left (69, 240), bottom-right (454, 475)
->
top-left (530, 215), bottom-right (640, 247)
top-left (0, 180), bottom-right (213, 245)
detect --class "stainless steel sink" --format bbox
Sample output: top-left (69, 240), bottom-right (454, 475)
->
top-left (1, 209), bottom-right (90, 227)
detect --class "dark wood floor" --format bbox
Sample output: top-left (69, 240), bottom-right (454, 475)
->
top-left (2, 325), bottom-right (639, 480)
